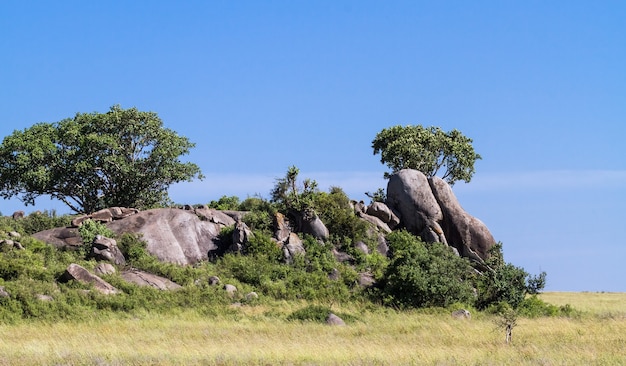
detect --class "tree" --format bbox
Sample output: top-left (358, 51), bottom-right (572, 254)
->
top-left (270, 165), bottom-right (318, 213)
top-left (0, 105), bottom-right (203, 213)
top-left (372, 125), bottom-right (481, 184)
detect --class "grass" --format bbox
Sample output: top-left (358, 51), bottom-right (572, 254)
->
top-left (0, 293), bottom-right (624, 365)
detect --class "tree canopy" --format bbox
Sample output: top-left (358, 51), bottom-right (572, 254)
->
top-left (372, 125), bottom-right (481, 184)
top-left (0, 105), bottom-right (203, 213)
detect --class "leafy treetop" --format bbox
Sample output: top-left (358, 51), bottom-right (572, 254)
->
top-left (0, 105), bottom-right (203, 213)
top-left (372, 125), bottom-right (481, 184)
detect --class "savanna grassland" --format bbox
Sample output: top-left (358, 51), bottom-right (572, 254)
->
top-left (0, 292), bottom-right (624, 365)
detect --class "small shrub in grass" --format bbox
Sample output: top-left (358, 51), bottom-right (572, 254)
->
top-left (288, 304), bottom-right (332, 322)
top-left (518, 295), bottom-right (560, 317)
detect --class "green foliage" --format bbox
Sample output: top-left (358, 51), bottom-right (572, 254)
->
top-left (78, 219), bottom-right (115, 246)
top-left (270, 165), bottom-right (318, 212)
top-left (244, 231), bottom-right (282, 261)
top-left (312, 187), bottom-right (369, 244)
top-left (0, 105), bottom-right (203, 213)
top-left (0, 210), bottom-right (72, 235)
top-left (475, 243), bottom-right (546, 310)
top-left (208, 195), bottom-right (241, 211)
top-left (240, 197), bottom-right (275, 233)
top-left (372, 125), bottom-right (481, 184)
top-left (287, 304), bottom-right (333, 322)
top-left (527, 271), bottom-right (547, 295)
top-left (381, 230), bottom-right (475, 308)
top-left (365, 188), bottom-right (387, 203)
top-left (117, 233), bottom-right (198, 285)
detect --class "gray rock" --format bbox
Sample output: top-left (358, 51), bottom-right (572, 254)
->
top-left (94, 263), bottom-right (116, 276)
top-left (208, 276), bottom-right (221, 286)
top-left (12, 211), bottom-right (25, 220)
top-left (0, 286), bottom-right (9, 298)
top-left (357, 212), bottom-right (391, 234)
top-left (36, 294), bottom-right (54, 302)
top-left (300, 212), bottom-right (329, 241)
top-left (357, 272), bottom-right (375, 287)
top-left (354, 241), bottom-right (370, 255)
top-left (273, 212), bottom-right (291, 243)
top-left (451, 309), bottom-right (471, 319)
top-left (32, 227), bottom-right (83, 249)
top-left (245, 292), bottom-right (259, 301)
top-left (59, 264), bottom-right (119, 295)
top-left (90, 235), bottom-right (126, 265)
top-left (121, 269), bottom-right (182, 290)
top-left (224, 284), bottom-right (238, 296)
top-left (386, 169), bottom-right (443, 235)
top-left (366, 202), bottom-right (400, 228)
top-left (194, 207), bottom-right (236, 227)
top-left (106, 208), bottom-right (222, 265)
top-left (8, 231), bottom-right (21, 239)
top-left (232, 220), bottom-right (253, 246)
top-left (326, 313), bottom-right (346, 326)
top-left (282, 233), bottom-right (306, 264)
top-left (429, 176), bottom-right (495, 261)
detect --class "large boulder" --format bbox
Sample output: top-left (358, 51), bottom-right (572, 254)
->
top-left (273, 212), bottom-right (291, 243)
top-left (89, 235), bottom-right (126, 265)
top-left (121, 269), bottom-right (182, 290)
top-left (282, 232), bottom-right (305, 264)
top-left (366, 201), bottom-right (400, 229)
top-left (106, 208), bottom-right (222, 265)
top-left (59, 264), bottom-right (119, 295)
top-left (386, 169), bottom-right (446, 244)
top-left (429, 176), bottom-right (495, 261)
top-left (386, 169), bottom-right (494, 261)
top-left (193, 207), bottom-right (236, 226)
top-left (299, 212), bottom-right (329, 241)
top-left (32, 227), bottom-right (83, 249)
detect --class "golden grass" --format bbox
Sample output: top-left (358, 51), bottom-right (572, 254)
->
top-left (0, 293), bottom-right (624, 365)
top-left (540, 291), bottom-right (626, 317)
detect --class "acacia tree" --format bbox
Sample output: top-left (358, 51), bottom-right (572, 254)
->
top-left (372, 125), bottom-right (481, 184)
top-left (0, 105), bottom-right (203, 213)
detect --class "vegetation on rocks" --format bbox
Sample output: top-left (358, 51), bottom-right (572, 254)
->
top-left (0, 119), bottom-right (554, 347)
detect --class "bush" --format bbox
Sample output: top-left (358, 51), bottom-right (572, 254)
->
top-left (380, 230), bottom-right (475, 308)
top-left (475, 243), bottom-right (546, 310)
top-left (0, 210), bottom-right (72, 235)
top-left (208, 195), bottom-right (241, 211)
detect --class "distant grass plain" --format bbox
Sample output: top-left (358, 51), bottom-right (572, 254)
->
top-left (0, 292), bottom-right (624, 365)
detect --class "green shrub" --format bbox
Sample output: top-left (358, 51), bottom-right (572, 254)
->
top-left (78, 219), bottom-right (115, 246)
top-left (208, 195), bottom-right (241, 210)
top-left (287, 304), bottom-right (357, 323)
top-left (287, 305), bottom-right (332, 322)
top-left (381, 230), bottom-right (475, 308)
top-left (517, 295), bottom-right (560, 317)
top-left (475, 243), bottom-right (546, 310)
top-left (240, 197), bottom-right (275, 233)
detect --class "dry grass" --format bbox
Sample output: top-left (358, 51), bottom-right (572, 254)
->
top-left (0, 293), bottom-right (624, 365)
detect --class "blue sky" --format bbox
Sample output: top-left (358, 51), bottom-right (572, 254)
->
top-left (1, 1), bottom-right (625, 292)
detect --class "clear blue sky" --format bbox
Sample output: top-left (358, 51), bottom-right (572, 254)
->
top-left (2, 1), bottom-right (625, 292)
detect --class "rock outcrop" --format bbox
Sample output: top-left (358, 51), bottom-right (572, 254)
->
top-left (59, 264), bottom-right (119, 295)
top-left (121, 269), bottom-right (182, 290)
top-left (429, 176), bottom-right (495, 260)
top-left (89, 235), bottom-right (126, 265)
top-left (386, 169), bottom-right (495, 261)
top-left (106, 208), bottom-right (222, 265)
